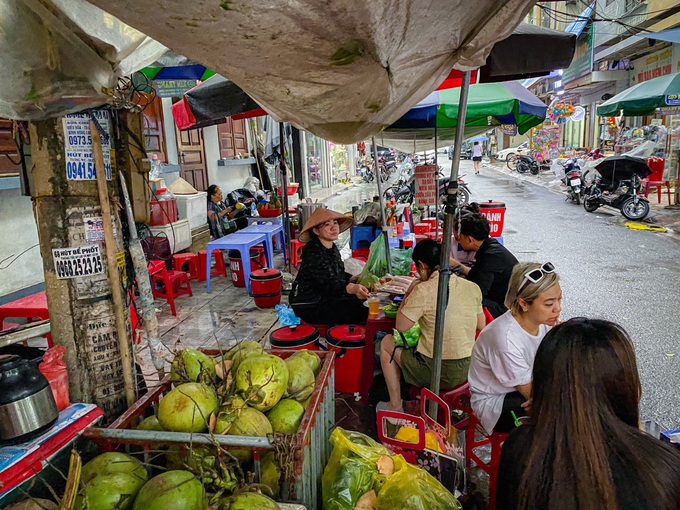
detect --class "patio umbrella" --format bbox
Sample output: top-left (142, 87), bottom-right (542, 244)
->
top-left (172, 75), bottom-right (266, 130)
top-left (381, 81), bottom-right (547, 152)
top-left (595, 155), bottom-right (653, 181)
top-left (597, 72), bottom-right (680, 117)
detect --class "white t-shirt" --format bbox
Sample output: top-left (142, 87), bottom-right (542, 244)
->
top-left (468, 311), bottom-right (551, 434)
top-left (473, 144), bottom-right (483, 158)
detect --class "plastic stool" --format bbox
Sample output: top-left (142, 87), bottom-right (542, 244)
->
top-left (173, 252), bottom-right (201, 281)
top-left (198, 249), bottom-right (227, 278)
top-left (352, 248), bottom-right (370, 262)
top-left (350, 225), bottom-right (380, 250)
top-left (290, 239), bottom-right (306, 268)
top-left (151, 270), bottom-right (193, 316)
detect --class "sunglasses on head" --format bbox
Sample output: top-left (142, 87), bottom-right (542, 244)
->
top-left (517, 262), bottom-right (555, 294)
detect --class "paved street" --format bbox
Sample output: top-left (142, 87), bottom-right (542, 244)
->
top-left (452, 156), bottom-right (680, 428)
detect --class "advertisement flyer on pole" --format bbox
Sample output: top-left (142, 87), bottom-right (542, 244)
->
top-left (414, 164), bottom-right (438, 207)
top-left (62, 110), bottom-right (112, 181)
top-left (52, 245), bottom-right (104, 280)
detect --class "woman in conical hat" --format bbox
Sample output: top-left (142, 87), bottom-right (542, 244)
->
top-left (290, 208), bottom-right (369, 325)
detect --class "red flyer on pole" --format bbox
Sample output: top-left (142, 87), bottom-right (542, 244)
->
top-left (414, 164), bottom-right (438, 207)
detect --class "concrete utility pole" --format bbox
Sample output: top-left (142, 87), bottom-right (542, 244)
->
top-left (29, 113), bottom-right (134, 421)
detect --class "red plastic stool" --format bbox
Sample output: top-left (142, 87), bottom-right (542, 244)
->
top-left (290, 239), bottom-right (306, 267)
top-left (351, 247), bottom-right (370, 262)
top-left (173, 252), bottom-right (201, 281)
top-left (408, 381), bottom-right (471, 424)
top-left (151, 270), bottom-right (193, 316)
top-left (147, 260), bottom-right (167, 277)
top-left (198, 249), bottom-right (227, 279)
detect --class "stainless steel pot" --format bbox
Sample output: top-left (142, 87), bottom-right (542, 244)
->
top-left (297, 201), bottom-right (327, 229)
top-left (0, 354), bottom-right (58, 444)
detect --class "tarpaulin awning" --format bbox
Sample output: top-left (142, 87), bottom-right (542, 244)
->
top-left (564, 2), bottom-right (594, 37)
top-left (597, 71), bottom-right (680, 117)
top-left (637, 28), bottom-right (680, 45)
top-left (86, 0), bottom-right (542, 143)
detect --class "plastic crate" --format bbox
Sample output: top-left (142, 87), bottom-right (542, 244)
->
top-left (176, 191), bottom-right (208, 230)
top-left (83, 350), bottom-right (335, 509)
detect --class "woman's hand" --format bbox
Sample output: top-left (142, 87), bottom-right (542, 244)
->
top-left (347, 282), bottom-right (370, 300)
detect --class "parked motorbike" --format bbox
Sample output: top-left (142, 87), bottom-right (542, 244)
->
top-left (359, 162), bottom-right (374, 183)
top-left (582, 155), bottom-right (652, 220)
top-left (392, 170), bottom-right (470, 209)
top-left (515, 155), bottom-right (539, 175)
top-left (561, 158), bottom-right (584, 205)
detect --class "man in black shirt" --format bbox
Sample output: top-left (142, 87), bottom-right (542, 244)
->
top-left (449, 205), bottom-right (518, 318)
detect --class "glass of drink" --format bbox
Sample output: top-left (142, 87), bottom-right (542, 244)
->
top-left (367, 295), bottom-right (380, 317)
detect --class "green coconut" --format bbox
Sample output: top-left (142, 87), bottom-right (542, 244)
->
top-left (170, 349), bottom-right (217, 384)
top-left (136, 415), bottom-right (164, 431)
top-left (81, 452), bottom-right (147, 485)
top-left (230, 347), bottom-right (262, 374)
top-left (289, 350), bottom-right (321, 376)
top-left (214, 395), bottom-right (247, 434)
top-left (131, 471), bottom-right (203, 510)
top-left (266, 399), bottom-right (305, 434)
top-left (227, 492), bottom-right (281, 510)
top-left (223, 340), bottom-right (263, 361)
top-left (284, 357), bottom-right (315, 402)
top-left (234, 354), bottom-right (289, 412)
top-left (157, 382), bottom-right (218, 433)
top-left (227, 407), bottom-right (273, 464)
top-left (260, 452), bottom-right (281, 499)
top-left (75, 472), bottom-right (146, 510)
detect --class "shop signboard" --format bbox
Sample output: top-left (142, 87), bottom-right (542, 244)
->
top-left (500, 124), bottom-right (517, 136)
top-left (660, 106), bottom-right (680, 116)
top-left (154, 79), bottom-right (198, 98)
top-left (630, 46), bottom-right (680, 85)
top-left (563, 26), bottom-right (593, 84)
top-left (414, 164), bottom-right (437, 207)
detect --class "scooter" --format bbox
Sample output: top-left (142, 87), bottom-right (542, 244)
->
top-left (582, 169), bottom-right (650, 220)
top-left (561, 158), bottom-right (584, 205)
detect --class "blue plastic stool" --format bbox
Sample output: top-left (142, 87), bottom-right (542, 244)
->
top-left (351, 225), bottom-right (380, 250)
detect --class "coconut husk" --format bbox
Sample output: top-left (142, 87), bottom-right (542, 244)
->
top-left (168, 177), bottom-right (198, 195)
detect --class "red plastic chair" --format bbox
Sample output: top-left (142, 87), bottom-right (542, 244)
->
top-left (643, 157), bottom-right (673, 204)
top-left (173, 252), bottom-right (201, 281)
top-left (151, 270), bottom-right (193, 316)
top-left (198, 249), bottom-right (228, 279)
top-left (290, 239), bottom-right (306, 268)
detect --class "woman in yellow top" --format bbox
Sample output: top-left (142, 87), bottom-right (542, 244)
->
top-left (377, 239), bottom-right (486, 414)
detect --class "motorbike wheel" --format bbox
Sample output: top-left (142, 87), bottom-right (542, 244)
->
top-left (457, 187), bottom-right (470, 206)
top-left (516, 160), bottom-right (529, 174)
top-left (572, 193), bottom-right (580, 205)
top-left (583, 195), bottom-right (599, 212)
top-left (506, 154), bottom-right (517, 170)
top-left (620, 197), bottom-right (650, 220)
top-left (530, 162), bottom-right (539, 175)
top-left (395, 192), bottom-right (412, 204)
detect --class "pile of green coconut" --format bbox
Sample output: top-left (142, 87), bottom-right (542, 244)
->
top-left (73, 342), bottom-right (322, 510)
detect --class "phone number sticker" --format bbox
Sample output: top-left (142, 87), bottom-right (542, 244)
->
top-left (52, 245), bottom-right (104, 279)
top-left (62, 111), bottom-right (112, 181)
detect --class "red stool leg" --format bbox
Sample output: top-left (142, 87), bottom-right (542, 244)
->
top-left (213, 250), bottom-right (227, 277)
top-left (163, 270), bottom-right (177, 316)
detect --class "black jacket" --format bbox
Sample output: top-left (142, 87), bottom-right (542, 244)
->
top-left (466, 237), bottom-right (518, 318)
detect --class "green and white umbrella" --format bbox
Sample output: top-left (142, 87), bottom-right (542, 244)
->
top-left (597, 72), bottom-right (680, 117)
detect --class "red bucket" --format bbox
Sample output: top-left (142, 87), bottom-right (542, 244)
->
top-left (478, 201), bottom-right (506, 237)
top-left (326, 325), bottom-right (366, 394)
top-left (229, 249), bottom-right (265, 288)
top-left (250, 268), bottom-right (282, 308)
top-left (269, 325), bottom-right (321, 352)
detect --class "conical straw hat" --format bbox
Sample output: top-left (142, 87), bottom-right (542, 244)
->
top-left (298, 208), bottom-right (353, 243)
top-left (168, 177), bottom-right (198, 195)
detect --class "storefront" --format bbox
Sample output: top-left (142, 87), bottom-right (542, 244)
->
top-left (304, 132), bottom-right (327, 194)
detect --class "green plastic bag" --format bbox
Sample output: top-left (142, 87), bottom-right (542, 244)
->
top-left (322, 428), bottom-right (389, 510)
top-left (358, 235), bottom-right (413, 289)
top-left (393, 323), bottom-right (421, 349)
top-left (375, 455), bottom-right (462, 510)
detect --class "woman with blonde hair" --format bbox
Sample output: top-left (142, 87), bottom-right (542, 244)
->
top-left (468, 262), bottom-right (562, 433)
top-left (497, 318), bottom-right (680, 509)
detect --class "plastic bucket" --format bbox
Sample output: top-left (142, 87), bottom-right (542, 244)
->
top-left (228, 249), bottom-right (264, 288)
top-left (269, 325), bottom-right (321, 352)
top-left (478, 201), bottom-right (506, 237)
top-left (326, 325), bottom-right (366, 394)
top-left (250, 268), bottom-right (282, 308)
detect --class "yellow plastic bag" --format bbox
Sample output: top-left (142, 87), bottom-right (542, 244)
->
top-left (322, 428), bottom-right (389, 510)
top-left (375, 455), bottom-right (461, 510)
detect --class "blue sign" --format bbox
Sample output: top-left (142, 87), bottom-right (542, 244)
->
top-left (665, 94), bottom-right (680, 106)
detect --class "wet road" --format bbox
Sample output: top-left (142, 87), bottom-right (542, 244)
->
top-left (458, 157), bottom-right (680, 429)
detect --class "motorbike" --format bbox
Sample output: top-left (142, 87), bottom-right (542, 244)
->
top-left (561, 158), bottom-right (584, 205)
top-left (359, 162), bottom-right (374, 183)
top-left (582, 155), bottom-right (652, 220)
top-left (515, 155), bottom-right (539, 175)
top-left (391, 169), bottom-right (470, 209)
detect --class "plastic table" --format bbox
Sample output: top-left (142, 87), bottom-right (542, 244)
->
top-left (241, 223), bottom-right (287, 260)
top-left (246, 215), bottom-right (282, 226)
top-left (205, 232), bottom-right (271, 294)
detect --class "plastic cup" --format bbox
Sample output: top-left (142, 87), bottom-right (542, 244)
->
top-left (368, 297), bottom-right (380, 317)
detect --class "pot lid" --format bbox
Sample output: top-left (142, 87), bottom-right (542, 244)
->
top-left (478, 201), bottom-right (505, 208)
top-left (0, 354), bottom-right (22, 372)
top-left (327, 324), bottom-right (366, 343)
top-left (270, 325), bottom-right (319, 346)
top-left (250, 268), bottom-right (282, 280)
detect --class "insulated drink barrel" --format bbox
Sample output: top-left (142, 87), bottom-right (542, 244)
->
top-left (478, 201), bottom-right (506, 237)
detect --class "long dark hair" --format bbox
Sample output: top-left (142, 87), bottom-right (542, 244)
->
top-left (455, 202), bottom-right (490, 240)
top-left (207, 184), bottom-right (220, 204)
top-left (518, 318), bottom-right (680, 509)
top-left (412, 239), bottom-right (440, 271)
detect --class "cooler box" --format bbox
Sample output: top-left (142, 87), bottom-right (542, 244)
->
top-left (149, 219), bottom-right (191, 253)
top-left (176, 192), bottom-right (208, 230)
top-left (478, 201), bottom-right (506, 237)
